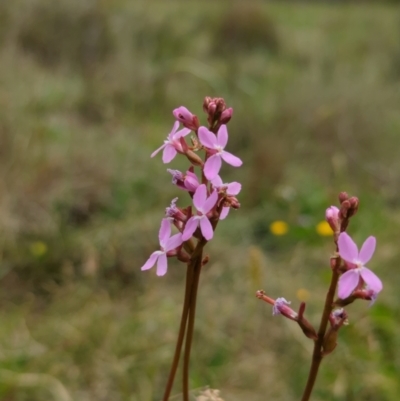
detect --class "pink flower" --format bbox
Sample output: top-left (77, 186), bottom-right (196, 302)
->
top-left (273, 297), bottom-right (297, 319)
top-left (183, 171), bottom-right (200, 192)
top-left (173, 106), bottom-right (199, 131)
top-left (182, 184), bottom-right (218, 241)
top-left (151, 121), bottom-right (191, 163)
top-left (167, 169), bottom-right (200, 192)
top-left (141, 218), bottom-right (183, 276)
top-left (211, 175), bottom-right (241, 219)
top-left (198, 125), bottom-right (242, 180)
top-left (337, 232), bottom-right (382, 299)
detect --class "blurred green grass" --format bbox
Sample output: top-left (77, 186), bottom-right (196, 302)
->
top-left (1, 0), bottom-right (400, 400)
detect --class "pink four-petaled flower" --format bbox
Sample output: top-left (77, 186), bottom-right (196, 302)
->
top-left (141, 218), bottom-right (183, 276)
top-left (198, 125), bottom-right (242, 180)
top-left (182, 184), bottom-right (218, 241)
top-left (211, 175), bottom-right (242, 220)
top-left (151, 121), bottom-right (191, 163)
top-left (337, 232), bottom-right (382, 299)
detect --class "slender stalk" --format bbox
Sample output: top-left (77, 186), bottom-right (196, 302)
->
top-left (300, 269), bottom-right (339, 401)
top-left (182, 249), bottom-right (203, 401)
top-left (162, 263), bottom-right (194, 401)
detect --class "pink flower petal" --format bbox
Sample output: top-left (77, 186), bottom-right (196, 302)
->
top-left (184, 171), bottom-right (200, 191)
top-left (193, 184), bottom-right (207, 210)
top-left (358, 236), bottom-right (376, 265)
top-left (141, 251), bottom-right (160, 271)
top-left (165, 233), bottom-right (183, 252)
top-left (199, 216), bottom-right (214, 240)
top-left (162, 145), bottom-right (177, 163)
top-left (203, 190), bottom-right (218, 214)
top-left (174, 127), bottom-right (191, 139)
top-left (204, 154), bottom-right (222, 180)
top-left (227, 182), bottom-right (241, 195)
top-left (338, 269), bottom-right (360, 299)
top-left (338, 232), bottom-right (359, 263)
top-left (159, 218), bottom-right (171, 246)
top-left (151, 143), bottom-right (166, 158)
top-left (182, 217), bottom-right (199, 241)
top-left (360, 267), bottom-right (383, 294)
top-left (221, 151), bottom-right (243, 167)
top-left (211, 176), bottom-right (223, 188)
top-left (217, 125), bottom-right (228, 148)
top-left (198, 127), bottom-right (217, 149)
top-left (219, 207), bottom-right (230, 220)
top-left (156, 253), bottom-right (168, 276)
top-left (167, 121), bottom-right (180, 140)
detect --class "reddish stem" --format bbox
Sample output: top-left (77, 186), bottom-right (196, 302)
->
top-left (300, 267), bottom-right (340, 401)
top-left (182, 249), bottom-right (203, 401)
top-left (162, 262), bottom-right (194, 401)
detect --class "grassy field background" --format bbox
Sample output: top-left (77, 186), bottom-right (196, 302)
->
top-left (0, 1), bottom-right (400, 400)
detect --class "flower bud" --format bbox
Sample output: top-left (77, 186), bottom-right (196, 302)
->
top-left (296, 302), bottom-right (318, 340)
top-left (340, 200), bottom-right (350, 218)
top-left (325, 206), bottom-right (340, 233)
top-left (220, 107), bottom-right (233, 124)
top-left (185, 150), bottom-right (203, 167)
top-left (338, 192), bottom-right (349, 203)
top-left (322, 308), bottom-right (348, 355)
top-left (347, 196), bottom-right (359, 217)
top-left (173, 106), bottom-right (200, 131)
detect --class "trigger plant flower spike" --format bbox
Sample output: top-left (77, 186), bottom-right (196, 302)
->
top-left (141, 218), bottom-right (183, 276)
top-left (198, 125), bottom-right (243, 180)
top-left (142, 97), bottom-right (243, 401)
top-left (151, 121), bottom-right (191, 163)
top-left (337, 232), bottom-right (383, 299)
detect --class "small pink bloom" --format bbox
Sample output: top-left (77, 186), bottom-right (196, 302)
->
top-left (182, 184), bottom-right (218, 241)
top-left (167, 169), bottom-right (186, 190)
top-left (165, 198), bottom-right (187, 222)
top-left (337, 232), bottom-right (382, 299)
top-left (167, 169), bottom-right (199, 192)
top-left (173, 106), bottom-right (199, 131)
top-left (198, 125), bottom-right (242, 180)
top-left (273, 297), bottom-right (297, 319)
top-left (141, 218), bottom-right (183, 276)
top-left (151, 121), bottom-right (191, 163)
top-left (211, 175), bottom-right (241, 219)
top-left (184, 171), bottom-right (200, 192)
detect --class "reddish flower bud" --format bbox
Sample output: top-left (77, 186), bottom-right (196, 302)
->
top-left (185, 150), bottom-right (203, 167)
top-left (173, 106), bottom-right (200, 131)
top-left (322, 308), bottom-right (348, 355)
top-left (220, 107), bottom-right (233, 124)
top-left (296, 302), bottom-right (318, 340)
top-left (338, 192), bottom-right (349, 203)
